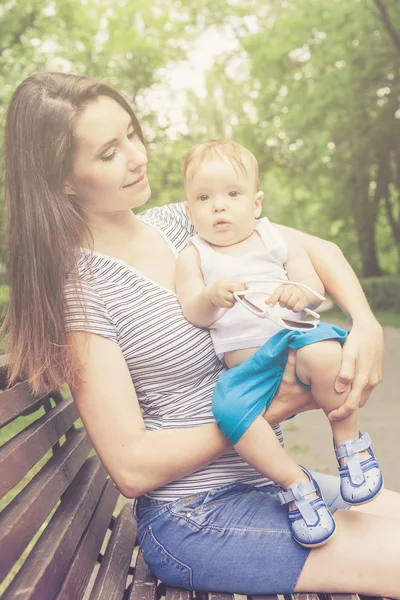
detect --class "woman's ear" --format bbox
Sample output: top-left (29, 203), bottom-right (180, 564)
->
top-left (63, 180), bottom-right (76, 195)
top-left (255, 191), bottom-right (264, 217)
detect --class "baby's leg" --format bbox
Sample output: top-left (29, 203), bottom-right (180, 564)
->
top-left (235, 415), bottom-right (311, 490)
top-left (295, 341), bottom-right (369, 463)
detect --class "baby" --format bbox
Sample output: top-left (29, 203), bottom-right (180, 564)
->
top-left (176, 139), bottom-right (383, 548)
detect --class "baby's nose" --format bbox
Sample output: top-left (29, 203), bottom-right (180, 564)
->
top-left (212, 199), bottom-right (226, 211)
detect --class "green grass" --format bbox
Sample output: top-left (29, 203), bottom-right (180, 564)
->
top-left (0, 285), bottom-right (8, 302)
top-left (322, 306), bottom-right (400, 328)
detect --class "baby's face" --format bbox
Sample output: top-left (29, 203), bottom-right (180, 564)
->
top-left (185, 158), bottom-right (263, 246)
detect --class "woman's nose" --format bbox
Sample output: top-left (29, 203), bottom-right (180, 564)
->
top-left (127, 141), bottom-right (147, 170)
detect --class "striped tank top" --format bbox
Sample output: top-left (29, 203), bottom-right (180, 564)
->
top-left (65, 202), bottom-right (283, 500)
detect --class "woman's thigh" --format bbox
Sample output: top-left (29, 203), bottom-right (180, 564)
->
top-left (296, 507), bottom-right (400, 597)
top-left (136, 473), bottom-right (347, 595)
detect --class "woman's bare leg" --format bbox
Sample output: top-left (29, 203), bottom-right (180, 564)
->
top-left (352, 487), bottom-right (400, 517)
top-left (295, 507), bottom-right (400, 596)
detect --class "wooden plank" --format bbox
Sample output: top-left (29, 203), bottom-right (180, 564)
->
top-left (0, 395), bottom-right (79, 498)
top-left (3, 455), bottom-right (108, 600)
top-left (56, 479), bottom-right (120, 600)
top-left (0, 380), bottom-right (50, 426)
top-left (0, 427), bottom-right (91, 583)
top-left (290, 594), bottom-right (325, 600)
top-left (324, 595), bottom-right (361, 600)
top-left (248, 596), bottom-right (278, 600)
top-left (89, 502), bottom-right (137, 600)
top-left (128, 548), bottom-right (157, 600)
top-left (165, 587), bottom-right (193, 600)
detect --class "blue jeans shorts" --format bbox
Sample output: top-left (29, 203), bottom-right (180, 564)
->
top-left (134, 471), bottom-right (350, 594)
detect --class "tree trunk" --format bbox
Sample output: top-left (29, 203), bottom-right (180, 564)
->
top-left (347, 156), bottom-right (383, 277)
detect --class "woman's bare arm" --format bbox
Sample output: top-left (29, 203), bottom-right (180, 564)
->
top-left (70, 331), bottom-right (231, 498)
top-left (70, 330), bottom-right (315, 497)
top-left (274, 224), bottom-right (384, 420)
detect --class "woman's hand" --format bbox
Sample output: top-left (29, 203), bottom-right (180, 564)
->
top-left (328, 317), bottom-right (384, 422)
top-left (264, 350), bottom-right (318, 425)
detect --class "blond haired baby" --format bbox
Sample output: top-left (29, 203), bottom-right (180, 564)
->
top-left (176, 139), bottom-right (383, 548)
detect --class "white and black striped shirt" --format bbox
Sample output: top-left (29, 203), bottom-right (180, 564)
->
top-left (65, 202), bottom-right (283, 500)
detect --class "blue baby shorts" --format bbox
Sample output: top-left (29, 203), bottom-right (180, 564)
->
top-left (212, 322), bottom-right (349, 444)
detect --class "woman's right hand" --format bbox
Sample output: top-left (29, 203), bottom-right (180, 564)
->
top-left (264, 349), bottom-right (318, 425)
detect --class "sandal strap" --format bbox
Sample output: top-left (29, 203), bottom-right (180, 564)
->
top-left (335, 432), bottom-right (371, 460)
top-left (278, 481), bottom-right (319, 526)
top-left (335, 432), bottom-right (372, 485)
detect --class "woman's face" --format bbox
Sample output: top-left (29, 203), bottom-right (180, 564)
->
top-left (65, 95), bottom-right (151, 214)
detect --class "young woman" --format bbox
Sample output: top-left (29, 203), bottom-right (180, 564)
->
top-left (3, 72), bottom-right (399, 596)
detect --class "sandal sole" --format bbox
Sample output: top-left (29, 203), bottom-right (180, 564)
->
top-left (296, 527), bottom-right (336, 549)
top-left (343, 478), bottom-right (384, 507)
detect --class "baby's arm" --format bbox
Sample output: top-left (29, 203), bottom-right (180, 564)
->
top-left (267, 230), bottom-right (325, 312)
top-left (176, 246), bottom-right (246, 327)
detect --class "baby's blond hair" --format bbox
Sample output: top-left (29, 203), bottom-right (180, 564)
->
top-left (183, 139), bottom-right (260, 192)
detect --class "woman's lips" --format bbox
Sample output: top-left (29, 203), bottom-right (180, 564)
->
top-left (123, 171), bottom-right (147, 188)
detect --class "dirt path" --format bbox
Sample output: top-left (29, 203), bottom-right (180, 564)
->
top-left (283, 325), bottom-right (400, 492)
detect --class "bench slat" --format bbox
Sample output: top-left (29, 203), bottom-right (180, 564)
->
top-left (3, 455), bottom-right (107, 600)
top-left (0, 395), bottom-right (78, 498)
top-left (128, 550), bottom-right (157, 600)
top-left (290, 594), bottom-right (323, 600)
top-left (248, 596), bottom-right (279, 600)
top-left (56, 478), bottom-right (120, 599)
top-left (165, 587), bottom-right (192, 600)
top-left (324, 595), bottom-right (361, 600)
top-left (89, 502), bottom-right (137, 600)
top-left (0, 427), bottom-right (91, 583)
top-left (0, 380), bottom-right (50, 427)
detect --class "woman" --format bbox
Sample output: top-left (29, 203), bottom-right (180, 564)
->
top-left (3, 72), bottom-right (399, 596)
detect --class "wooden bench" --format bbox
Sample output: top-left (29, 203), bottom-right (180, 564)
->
top-left (0, 358), bottom-right (387, 600)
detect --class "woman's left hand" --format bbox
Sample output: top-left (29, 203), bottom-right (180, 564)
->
top-left (328, 317), bottom-right (384, 422)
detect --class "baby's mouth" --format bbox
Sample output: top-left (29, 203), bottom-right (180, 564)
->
top-left (213, 219), bottom-right (230, 229)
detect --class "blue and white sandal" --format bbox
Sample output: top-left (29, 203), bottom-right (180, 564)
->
top-left (335, 432), bottom-right (383, 505)
top-left (278, 467), bottom-right (336, 548)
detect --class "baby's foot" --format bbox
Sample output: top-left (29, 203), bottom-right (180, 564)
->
top-left (335, 433), bottom-right (384, 505)
top-left (278, 467), bottom-right (336, 548)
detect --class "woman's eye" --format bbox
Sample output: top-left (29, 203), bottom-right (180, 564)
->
top-left (199, 195), bottom-right (209, 201)
top-left (101, 149), bottom-right (117, 162)
top-left (228, 191), bottom-right (239, 197)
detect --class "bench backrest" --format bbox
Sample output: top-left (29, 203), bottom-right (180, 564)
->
top-left (0, 360), bottom-right (139, 599)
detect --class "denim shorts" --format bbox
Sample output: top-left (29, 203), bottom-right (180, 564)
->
top-left (134, 471), bottom-right (350, 594)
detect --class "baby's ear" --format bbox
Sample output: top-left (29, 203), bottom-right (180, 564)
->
top-left (255, 191), bottom-right (264, 217)
top-left (184, 200), bottom-right (191, 218)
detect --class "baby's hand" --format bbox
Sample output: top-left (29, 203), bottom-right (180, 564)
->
top-left (266, 284), bottom-right (314, 313)
top-left (208, 278), bottom-right (247, 308)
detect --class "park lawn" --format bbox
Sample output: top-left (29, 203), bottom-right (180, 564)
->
top-left (322, 306), bottom-right (400, 328)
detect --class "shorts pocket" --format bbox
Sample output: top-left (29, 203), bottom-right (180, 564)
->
top-left (140, 525), bottom-right (193, 590)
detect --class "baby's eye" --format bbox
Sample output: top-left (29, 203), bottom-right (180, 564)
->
top-left (228, 191), bottom-right (239, 197)
top-left (198, 194), bottom-right (209, 201)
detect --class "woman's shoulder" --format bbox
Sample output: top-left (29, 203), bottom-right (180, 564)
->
top-left (139, 202), bottom-right (194, 234)
top-left (257, 217), bottom-right (288, 263)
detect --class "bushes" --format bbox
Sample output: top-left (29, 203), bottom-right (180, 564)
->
top-left (359, 277), bottom-right (400, 312)
top-left (0, 285), bottom-right (9, 329)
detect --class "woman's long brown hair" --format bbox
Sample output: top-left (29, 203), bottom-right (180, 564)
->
top-left (2, 72), bottom-right (144, 393)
